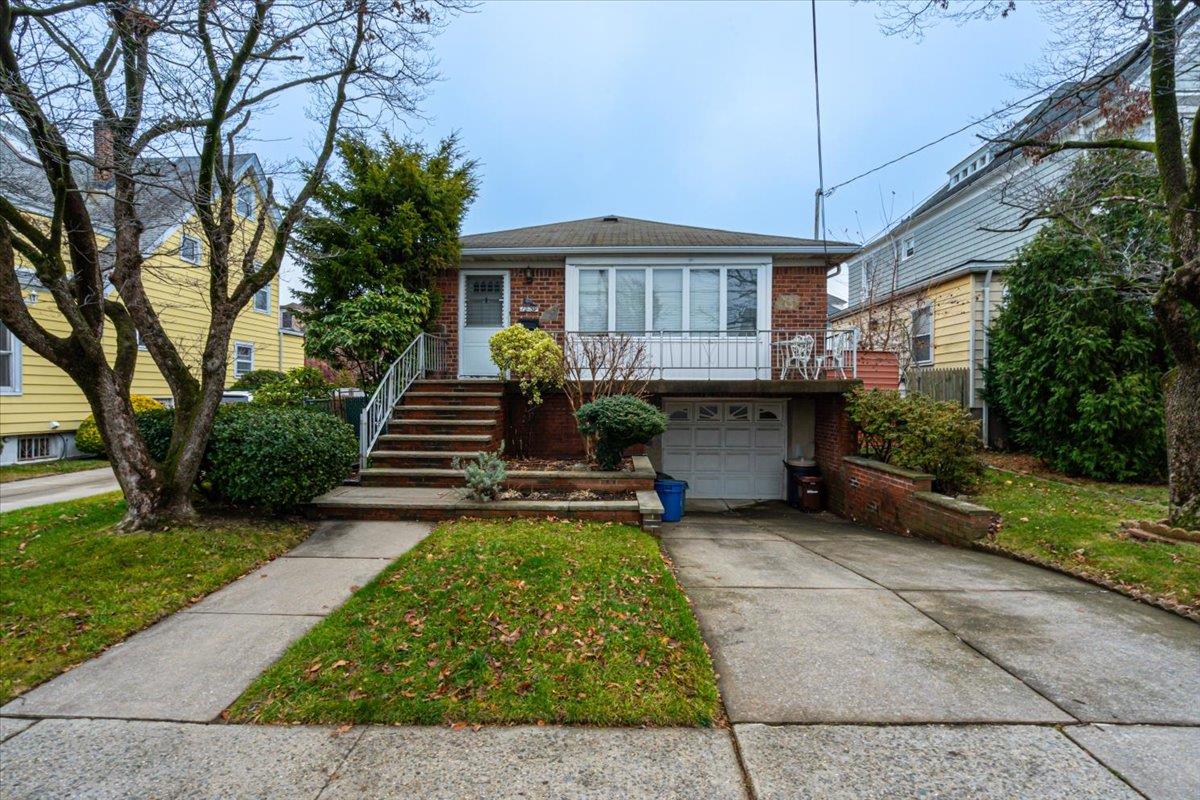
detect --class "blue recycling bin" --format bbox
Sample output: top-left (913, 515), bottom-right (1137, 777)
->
top-left (654, 478), bottom-right (688, 523)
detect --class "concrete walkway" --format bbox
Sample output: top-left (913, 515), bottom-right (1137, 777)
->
top-left (2, 509), bottom-right (1197, 799)
top-left (0, 466), bottom-right (120, 512)
top-left (662, 505), bottom-right (1200, 800)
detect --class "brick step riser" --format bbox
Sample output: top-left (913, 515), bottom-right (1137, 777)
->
top-left (368, 454), bottom-right (474, 469)
top-left (375, 437), bottom-right (494, 452)
top-left (359, 473), bottom-right (652, 492)
top-left (411, 382), bottom-right (502, 394)
top-left (392, 410), bottom-right (503, 423)
top-left (386, 422), bottom-right (500, 436)
top-left (398, 395), bottom-right (501, 407)
top-left (311, 504), bottom-right (641, 525)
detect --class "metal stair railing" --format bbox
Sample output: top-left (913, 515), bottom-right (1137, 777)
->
top-left (358, 332), bottom-right (448, 472)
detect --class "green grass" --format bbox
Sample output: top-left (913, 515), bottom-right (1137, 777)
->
top-left (0, 492), bottom-right (311, 701)
top-left (229, 518), bottom-right (721, 727)
top-left (974, 470), bottom-right (1198, 611)
top-left (0, 458), bottom-right (108, 483)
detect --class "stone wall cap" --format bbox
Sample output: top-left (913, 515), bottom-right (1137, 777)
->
top-left (842, 455), bottom-right (935, 482)
top-left (913, 490), bottom-right (996, 516)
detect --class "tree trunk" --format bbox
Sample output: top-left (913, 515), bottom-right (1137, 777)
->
top-left (1163, 358), bottom-right (1200, 529)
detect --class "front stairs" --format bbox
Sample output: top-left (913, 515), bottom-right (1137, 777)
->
top-left (309, 377), bottom-right (662, 527)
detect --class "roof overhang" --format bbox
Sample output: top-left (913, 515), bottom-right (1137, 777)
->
top-left (461, 245), bottom-right (860, 257)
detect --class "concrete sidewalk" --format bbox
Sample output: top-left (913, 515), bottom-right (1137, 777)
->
top-left (0, 520), bottom-right (429, 722)
top-left (0, 466), bottom-right (120, 512)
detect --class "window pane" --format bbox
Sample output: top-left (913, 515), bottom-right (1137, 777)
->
top-left (689, 269), bottom-right (718, 332)
top-left (726, 268), bottom-right (757, 333)
top-left (254, 286), bottom-right (270, 311)
top-left (0, 324), bottom-right (12, 389)
top-left (614, 270), bottom-right (645, 332)
top-left (578, 269), bottom-right (608, 331)
top-left (912, 336), bottom-right (931, 364)
top-left (464, 275), bottom-right (504, 327)
top-left (651, 269), bottom-right (682, 331)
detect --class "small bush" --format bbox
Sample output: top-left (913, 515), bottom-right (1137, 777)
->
top-left (135, 407), bottom-right (176, 461)
top-left (453, 444), bottom-right (507, 501)
top-left (74, 395), bottom-right (166, 455)
top-left (204, 405), bottom-right (357, 510)
top-left (230, 369), bottom-right (286, 392)
top-left (489, 325), bottom-right (564, 405)
top-left (250, 366), bottom-right (333, 408)
top-left (575, 395), bottom-right (666, 470)
top-left (846, 387), bottom-right (983, 494)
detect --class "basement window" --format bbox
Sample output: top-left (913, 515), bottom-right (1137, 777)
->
top-left (17, 434), bottom-right (53, 462)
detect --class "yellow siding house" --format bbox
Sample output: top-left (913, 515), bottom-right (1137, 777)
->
top-left (0, 142), bottom-right (304, 464)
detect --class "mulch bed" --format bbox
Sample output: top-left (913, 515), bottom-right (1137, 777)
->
top-left (496, 489), bottom-right (636, 502)
top-left (504, 457), bottom-right (634, 473)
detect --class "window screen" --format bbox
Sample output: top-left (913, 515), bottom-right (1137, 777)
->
top-left (464, 276), bottom-right (504, 327)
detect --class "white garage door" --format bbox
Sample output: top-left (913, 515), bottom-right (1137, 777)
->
top-left (661, 399), bottom-right (786, 499)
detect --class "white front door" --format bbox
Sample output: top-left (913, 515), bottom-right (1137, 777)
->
top-left (459, 271), bottom-right (509, 377)
top-left (660, 399), bottom-right (786, 499)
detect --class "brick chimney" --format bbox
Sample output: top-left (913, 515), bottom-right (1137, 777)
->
top-left (92, 120), bottom-right (113, 182)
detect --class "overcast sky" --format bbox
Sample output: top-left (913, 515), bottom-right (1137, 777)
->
top-left (274, 0), bottom-right (1053, 302)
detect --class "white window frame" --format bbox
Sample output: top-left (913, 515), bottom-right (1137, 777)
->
top-left (901, 235), bottom-right (916, 261)
top-left (0, 322), bottom-right (22, 395)
top-left (564, 258), bottom-right (771, 336)
top-left (235, 185), bottom-right (255, 220)
top-left (233, 341), bottom-right (255, 377)
top-left (179, 234), bottom-right (202, 265)
top-left (252, 282), bottom-right (271, 314)
top-left (910, 304), bottom-right (934, 366)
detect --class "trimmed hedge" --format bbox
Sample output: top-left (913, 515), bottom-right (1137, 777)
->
top-left (575, 395), bottom-right (666, 470)
top-left (74, 395), bottom-right (166, 455)
top-left (229, 369), bottom-right (287, 392)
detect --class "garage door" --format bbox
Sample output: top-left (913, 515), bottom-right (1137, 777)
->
top-left (660, 399), bottom-right (786, 499)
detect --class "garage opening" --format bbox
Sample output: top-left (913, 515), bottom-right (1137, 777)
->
top-left (660, 399), bottom-right (786, 499)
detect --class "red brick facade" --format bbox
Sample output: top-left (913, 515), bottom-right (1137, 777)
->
top-left (770, 264), bottom-right (828, 331)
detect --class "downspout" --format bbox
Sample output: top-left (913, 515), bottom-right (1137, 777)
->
top-left (981, 268), bottom-right (994, 447)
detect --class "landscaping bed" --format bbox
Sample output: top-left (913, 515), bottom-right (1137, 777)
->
top-left (0, 492), bottom-right (311, 702)
top-left (228, 518), bottom-right (720, 726)
top-left (0, 458), bottom-right (108, 483)
top-left (973, 469), bottom-right (1197, 615)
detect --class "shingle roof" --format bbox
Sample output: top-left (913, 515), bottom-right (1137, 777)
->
top-left (460, 215), bottom-right (858, 252)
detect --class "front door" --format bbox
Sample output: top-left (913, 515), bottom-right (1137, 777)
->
top-left (459, 271), bottom-right (509, 377)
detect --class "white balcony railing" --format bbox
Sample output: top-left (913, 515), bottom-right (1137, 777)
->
top-left (553, 328), bottom-right (858, 381)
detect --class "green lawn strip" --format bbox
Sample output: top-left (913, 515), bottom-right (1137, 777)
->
top-left (229, 518), bottom-right (721, 727)
top-left (0, 492), bottom-right (311, 701)
top-left (975, 469), bottom-right (1198, 611)
top-left (0, 458), bottom-right (109, 483)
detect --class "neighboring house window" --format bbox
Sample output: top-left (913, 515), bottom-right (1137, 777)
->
top-left (902, 236), bottom-right (916, 260)
top-left (233, 342), bottom-right (255, 377)
top-left (179, 234), bottom-right (201, 264)
top-left (911, 305), bottom-right (933, 365)
top-left (280, 309), bottom-right (295, 330)
top-left (0, 322), bottom-right (21, 394)
top-left (572, 265), bottom-right (761, 334)
top-left (136, 330), bottom-right (147, 350)
top-left (253, 284), bottom-right (271, 313)
top-left (236, 186), bottom-right (255, 219)
top-left (859, 258), bottom-right (874, 299)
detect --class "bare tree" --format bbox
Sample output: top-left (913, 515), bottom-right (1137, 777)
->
top-left (561, 332), bottom-right (654, 459)
top-left (0, 0), bottom-right (464, 529)
top-left (876, 0), bottom-right (1200, 529)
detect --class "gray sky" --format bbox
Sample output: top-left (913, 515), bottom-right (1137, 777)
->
top-left (277, 0), bottom-right (1053, 302)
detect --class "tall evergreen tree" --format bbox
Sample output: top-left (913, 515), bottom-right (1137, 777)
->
top-left (296, 134), bottom-right (478, 323)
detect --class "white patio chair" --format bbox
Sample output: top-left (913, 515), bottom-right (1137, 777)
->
top-left (822, 331), bottom-right (850, 379)
top-left (779, 334), bottom-right (816, 379)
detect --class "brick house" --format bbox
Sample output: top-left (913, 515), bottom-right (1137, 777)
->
top-left (422, 215), bottom-right (868, 500)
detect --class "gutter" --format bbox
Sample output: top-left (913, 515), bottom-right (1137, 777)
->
top-left (981, 267), bottom-right (995, 447)
top-left (832, 259), bottom-right (1008, 322)
top-left (461, 244), bottom-right (860, 257)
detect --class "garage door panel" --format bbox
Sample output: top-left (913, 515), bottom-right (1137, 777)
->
top-left (660, 399), bottom-right (787, 500)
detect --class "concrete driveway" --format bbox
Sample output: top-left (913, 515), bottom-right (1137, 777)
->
top-left (662, 504), bottom-right (1200, 800)
top-left (0, 467), bottom-right (120, 512)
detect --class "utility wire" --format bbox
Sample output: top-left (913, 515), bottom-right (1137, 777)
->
top-left (810, 0), bottom-right (828, 260)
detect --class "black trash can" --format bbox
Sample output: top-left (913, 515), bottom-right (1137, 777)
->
top-left (783, 458), bottom-right (821, 509)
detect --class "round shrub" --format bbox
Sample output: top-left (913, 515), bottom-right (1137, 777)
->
top-left (846, 387), bottom-right (984, 494)
top-left (230, 369), bottom-right (286, 392)
top-left (250, 366), bottom-right (333, 408)
top-left (489, 324), bottom-right (564, 405)
top-left (575, 395), bottom-right (666, 470)
top-left (74, 394), bottom-right (165, 455)
top-left (204, 405), bottom-right (357, 510)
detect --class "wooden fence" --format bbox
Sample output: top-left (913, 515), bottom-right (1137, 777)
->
top-left (905, 366), bottom-right (970, 406)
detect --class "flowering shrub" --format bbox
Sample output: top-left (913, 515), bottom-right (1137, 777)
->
top-left (489, 324), bottom-right (565, 405)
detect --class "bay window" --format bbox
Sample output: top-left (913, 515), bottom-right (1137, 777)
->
top-left (570, 264), bottom-right (765, 334)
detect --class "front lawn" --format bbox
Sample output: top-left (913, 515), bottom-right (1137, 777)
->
top-left (0, 493), bottom-right (311, 701)
top-left (974, 469), bottom-right (1198, 612)
top-left (229, 518), bottom-right (721, 726)
top-left (0, 458), bottom-right (108, 483)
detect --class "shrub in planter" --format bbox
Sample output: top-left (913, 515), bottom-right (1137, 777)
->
top-left (575, 395), bottom-right (666, 470)
top-left (453, 444), bottom-right (507, 501)
top-left (74, 394), bottom-right (166, 455)
top-left (489, 324), bottom-right (564, 405)
top-left (204, 405), bottom-right (357, 510)
top-left (229, 369), bottom-right (286, 392)
top-left (846, 387), bottom-right (984, 494)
